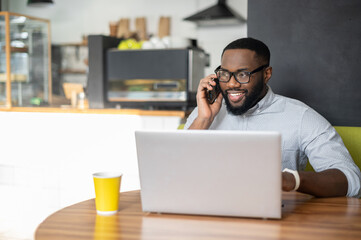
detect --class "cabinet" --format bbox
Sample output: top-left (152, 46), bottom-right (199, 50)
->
top-left (52, 42), bottom-right (88, 97)
top-left (0, 12), bottom-right (51, 107)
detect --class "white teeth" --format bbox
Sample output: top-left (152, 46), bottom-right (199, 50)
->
top-left (230, 93), bottom-right (242, 96)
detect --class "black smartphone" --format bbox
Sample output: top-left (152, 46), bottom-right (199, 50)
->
top-left (207, 78), bottom-right (221, 104)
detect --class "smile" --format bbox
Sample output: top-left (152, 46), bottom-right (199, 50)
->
top-left (226, 90), bottom-right (246, 103)
top-left (229, 93), bottom-right (243, 96)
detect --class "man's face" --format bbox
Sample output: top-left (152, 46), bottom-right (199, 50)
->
top-left (219, 49), bottom-right (268, 115)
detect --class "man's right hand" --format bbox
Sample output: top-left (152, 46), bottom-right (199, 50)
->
top-left (189, 74), bottom-right (223, 129)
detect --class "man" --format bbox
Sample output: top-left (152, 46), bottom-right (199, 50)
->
top-left (185, 37), bottom-right (361, 198)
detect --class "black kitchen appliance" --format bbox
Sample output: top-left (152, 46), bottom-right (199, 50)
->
top-left (87, 35), bottom-right (209, 110)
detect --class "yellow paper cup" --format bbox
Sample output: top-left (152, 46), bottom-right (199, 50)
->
top-left (93, 172), bottom-right (122, 215)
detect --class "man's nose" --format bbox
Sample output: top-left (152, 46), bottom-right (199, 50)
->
top-left (227, 74), bottom-right (241, 88)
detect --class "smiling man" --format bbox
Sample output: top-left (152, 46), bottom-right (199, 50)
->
top-left (184, 37), bottom-right (361, 198)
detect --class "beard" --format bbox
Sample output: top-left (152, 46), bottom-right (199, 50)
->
top-left (222, 78), bottom-right (266, 116)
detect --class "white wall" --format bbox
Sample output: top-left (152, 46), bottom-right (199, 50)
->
top-left (6, 0), bottom-right (248, 72)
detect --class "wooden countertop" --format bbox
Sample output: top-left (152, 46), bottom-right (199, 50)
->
top-left (0, 107), bottom-right (187, 117)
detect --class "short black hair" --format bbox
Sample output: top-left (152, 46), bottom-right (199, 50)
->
top-left (222, 37), bottom-right (270, 65)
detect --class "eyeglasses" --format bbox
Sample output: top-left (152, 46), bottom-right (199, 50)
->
top-left (214, 64), bottom-right (269, 84)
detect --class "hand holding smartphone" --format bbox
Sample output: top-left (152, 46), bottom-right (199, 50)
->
top-left (207, 78), bottom-right (221, 104)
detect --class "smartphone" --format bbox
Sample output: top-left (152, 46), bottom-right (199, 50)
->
top-left (207, 78), bottom-right (221, 104)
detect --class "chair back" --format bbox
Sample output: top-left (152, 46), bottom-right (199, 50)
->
top-left (335, 126), bottom-right (361, 170)
top-left (305, 126), bottom-right (361, 171)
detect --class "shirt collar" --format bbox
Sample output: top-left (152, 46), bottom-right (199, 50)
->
top-left (244, 85), bottom-right (283, 115)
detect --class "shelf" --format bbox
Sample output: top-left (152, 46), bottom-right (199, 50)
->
top-left (11, 46), bottom-right (28, 53)
top-left (59, 69), bottom-right (87, 74)
top-left (56, 42), bottom-right (87, 47)
top-left (0, 73), bottom-right (27, 82)
top-left (1, 46), bottom-right (29, 53)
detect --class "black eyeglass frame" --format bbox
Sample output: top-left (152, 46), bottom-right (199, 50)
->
top-left (214, 64), bottom-right (269, 84)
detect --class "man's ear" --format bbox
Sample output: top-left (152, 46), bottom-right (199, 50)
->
top-left (264, 66), bottom-right (272, 84)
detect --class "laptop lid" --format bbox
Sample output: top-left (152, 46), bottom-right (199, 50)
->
top-left (135, 130), bottom-right (282, 219)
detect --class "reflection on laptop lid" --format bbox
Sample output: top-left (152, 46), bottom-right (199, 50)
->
top-left (135, 130), bottom-right (282, 219)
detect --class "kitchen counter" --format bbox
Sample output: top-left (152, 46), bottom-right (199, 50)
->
top-left (0, 105), bottom-right (189, 240)
top-left (0, 107), bottom-right (187, 240)
top-left (0, 107), bottom-right (187, 117)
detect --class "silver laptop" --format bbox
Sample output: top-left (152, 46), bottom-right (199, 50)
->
top-left (135, 130), bottom-right (282, 219)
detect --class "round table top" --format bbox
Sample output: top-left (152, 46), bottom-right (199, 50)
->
top-left (35, 190), bottom-right (361, 240)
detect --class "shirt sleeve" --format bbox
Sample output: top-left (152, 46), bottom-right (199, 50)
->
top-left (300, 108), bottom-right (361, 198)
top-left (184, 107), bottom-right (199, 130)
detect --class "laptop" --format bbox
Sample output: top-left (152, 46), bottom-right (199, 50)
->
top-left (135, 130), bottom-right (282, 219)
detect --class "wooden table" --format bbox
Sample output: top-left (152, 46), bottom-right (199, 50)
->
top-left (35, 190), bottom-right (361, 240)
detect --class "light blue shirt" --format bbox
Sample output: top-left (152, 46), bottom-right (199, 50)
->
top-left (185, 87), bottom-right (361, 197)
